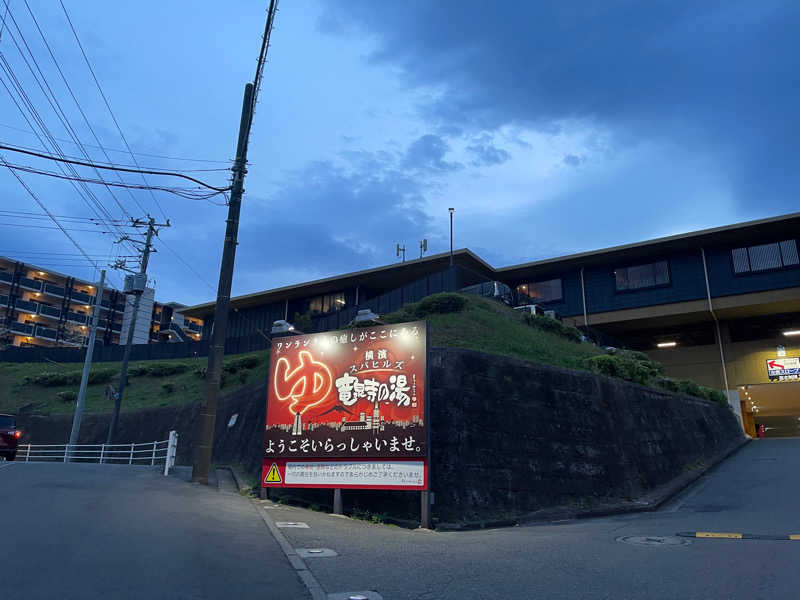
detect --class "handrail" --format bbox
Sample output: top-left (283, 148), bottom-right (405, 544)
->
top-left (17, 431), bottom-right (178, 475)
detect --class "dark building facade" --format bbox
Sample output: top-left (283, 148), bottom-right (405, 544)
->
top-left (181, 213), bottom-right (800, 437)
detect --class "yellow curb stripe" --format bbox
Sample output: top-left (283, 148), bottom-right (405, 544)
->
top-left (696, 532), bottom-right (743, 539)
top-left (790, 535), bottom-right (800, 540)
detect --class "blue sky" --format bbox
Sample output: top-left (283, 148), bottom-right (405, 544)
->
top-left (0, 1), bottom-right (797, 306)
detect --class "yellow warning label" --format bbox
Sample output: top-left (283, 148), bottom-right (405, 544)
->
top-left (264, 463), bottom-right (282, 484)
top-left (696, 532), bottom-right (742, 539)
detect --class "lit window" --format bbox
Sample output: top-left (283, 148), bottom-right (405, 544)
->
top-left (516, 278), bottom-right (562, 303)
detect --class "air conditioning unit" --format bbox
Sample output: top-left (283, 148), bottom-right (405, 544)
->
top-left (123, 273), bottom-right (147, 294)
top-left (543, 309), bottom-right (562, 321)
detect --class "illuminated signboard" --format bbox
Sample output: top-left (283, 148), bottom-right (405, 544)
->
top-left (766, 357), bottom-right (800, 382)
top-left (262, 320), bottom-right (428, 490)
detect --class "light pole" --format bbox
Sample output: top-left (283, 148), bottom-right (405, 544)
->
top-left (448, 207), bottom-right (455, 266)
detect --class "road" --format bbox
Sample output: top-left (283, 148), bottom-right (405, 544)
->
top-left (3, 438), bottom-right (800, 599)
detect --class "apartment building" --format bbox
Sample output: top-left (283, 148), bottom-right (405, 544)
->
top-left (0, 257), bottom-right (202, 349)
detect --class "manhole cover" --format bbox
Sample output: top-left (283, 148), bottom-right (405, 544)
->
top-left (616, 536), bottom-right (690, 547)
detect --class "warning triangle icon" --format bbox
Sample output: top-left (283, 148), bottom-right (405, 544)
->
top-left (264, 463), bottom-right (282, 484)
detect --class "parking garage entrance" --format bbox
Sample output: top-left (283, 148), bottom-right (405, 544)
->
top-left (740, 382), bottom-right (800, 438)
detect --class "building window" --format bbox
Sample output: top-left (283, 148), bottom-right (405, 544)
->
top-left (732, 239), bottom-right (799, 274)
top-left (308, 291), bottom-right (346, 315)
top-left (516, 278), bottom-right (562, 303)
top-left (614, 260), bottom-right (670, 291)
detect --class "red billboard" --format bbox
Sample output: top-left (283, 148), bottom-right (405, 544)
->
top-left (262, 320), bottom-right (428, 489)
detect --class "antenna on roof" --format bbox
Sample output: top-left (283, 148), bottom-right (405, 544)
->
top-left (420, 239), bottom-right (427, 258)
top-left (396, 243), bottom-right (406, 263)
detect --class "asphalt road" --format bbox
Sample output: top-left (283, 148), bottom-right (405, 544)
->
top-left (3, 438), bottom-right (800, 599)
top-left (0, 461), bottom-right (309, 600)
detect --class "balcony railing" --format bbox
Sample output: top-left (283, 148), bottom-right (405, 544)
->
top-left (0, 294), bottom-right (8, 307)
top-left (66, 312), bottom-right (88, 325)
top-left (110, 322), bottom-right (122, 332)
top-left (0, 271), bottom-right (12, 284)
top-left (43, 283), bottom-right (66, 297)
top-left (34, 325), bottom-right (58, 341)
top-left (38, 304), bottom-right (61, 319)
top-left (9, 322), bottom-right (34, 336)
top-left (187, 321), bottom-right (202, 332)
top-left (18, 277), bottom-right (42, 291)
top-left (15, 299), bottom-right (38, 313)
top-left (71, 290), bottom-right (94, 304)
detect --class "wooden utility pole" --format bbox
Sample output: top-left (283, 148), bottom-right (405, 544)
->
top-left (107, 216), bottom-right (168, 444)
top-left (192, 0), bottom-right (278, 484)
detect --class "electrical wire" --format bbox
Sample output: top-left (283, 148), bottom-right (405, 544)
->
top-left (0, 143), bottom-right (233, 192)
top-left (155, 236), bottom-right (216, 293)
top-left (2, 159), bottom-right (229, 200)
top-left (59, 0), bottom-right (169, 220)
top-left (0, 121), bottom-right (231, 165)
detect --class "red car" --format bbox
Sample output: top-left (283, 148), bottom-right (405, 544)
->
top-left (0, 414), bottom-right (21, 461)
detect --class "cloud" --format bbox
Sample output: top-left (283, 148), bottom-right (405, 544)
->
top-left (563, 154), bottom-right (584, 167)
top-left (467, 143), bottom-right (510, 167)
top-left (322, 1), bottom-right (800, 214)
top-left (402, 134), bottom-right (462, 173)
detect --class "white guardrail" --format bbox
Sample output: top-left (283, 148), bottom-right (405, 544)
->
top-left (17, 430), bottom-right (179, 476)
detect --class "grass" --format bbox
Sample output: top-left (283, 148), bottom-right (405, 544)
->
top-left (0, 351), bottom-right (269, 416)
top-left (384, 293), bottom-right (604, 369)
top-left (1, 292), bottom-right (704, 416)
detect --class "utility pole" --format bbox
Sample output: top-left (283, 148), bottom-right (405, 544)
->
top-left (192, 0), bottom-right (278, 485)
top-left (449, 207), bottom-right (455, 266)
top-left (107, 216), bottom-right (168, 444)
top-left (67, 269), bottom-right (105, 460)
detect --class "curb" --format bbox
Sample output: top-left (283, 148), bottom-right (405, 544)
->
top-left (678, 531), bottom-right (800, 541)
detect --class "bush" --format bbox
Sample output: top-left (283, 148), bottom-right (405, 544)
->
top-left (30, 371), bottom-right (79, 387)
top-left (293, 311), bottom-right (313, 334)
top-left (524, 314), bottom-right (583, 343)
top-left (143, 363), bottom-right (189, 377)
top-left (223, 355), bottom-right (260, 374)
top-left (413, 293), bottom-right (467, 317)
top-left (700, 386), bottom-right (728, 406)
top-left (88, 368), bottom-right (116, 385)
top-left (583, 354), bottom-right (655, 385)
top-left (161, 381), bottom-right (175, 394)
top-left (56, 390), bottom-right (77, 403)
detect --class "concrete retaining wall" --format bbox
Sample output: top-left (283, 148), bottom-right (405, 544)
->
top-left (16, 348), bottom-right (743, 519)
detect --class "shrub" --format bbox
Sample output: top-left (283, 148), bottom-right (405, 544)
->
top-left (413, 293), bottom-right (467, 317)
top-left (524, 314), bottom-right (583, 343)
top-left (161, 381), bottom-right (175, 394)
top-left (293, 311), bottom-right (313, 334)
top-left (582, 354), bottom-right (655, 385)
top-left (143, 363), bottom-right (189, 377)
top-left (700, 386), bottom-right (728, 406)
top-left (237, 371), bottom-right (248, 384)
top-left (30, 371), bottom-right (80, 387)
top-left (223, 355), bottom-right (260, 374)
top-left (88, 368), bottom-right (116, 385)
top-left (56, 390), bottom-right (77, 403)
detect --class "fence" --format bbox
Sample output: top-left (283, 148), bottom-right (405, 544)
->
top-left (17, 430), bottom-right (179, 475)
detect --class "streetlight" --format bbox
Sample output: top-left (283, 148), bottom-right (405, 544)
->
top-left (448, 207), bottom-right (455, 266)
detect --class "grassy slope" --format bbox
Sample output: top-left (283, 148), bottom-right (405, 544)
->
top-left (0, 294), bottom-right (603, 415)
top-left (0, 352), bottom-right (269, 416)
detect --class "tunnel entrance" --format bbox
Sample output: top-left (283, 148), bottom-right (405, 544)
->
top-left (740, 382), bottom-right (800, 438)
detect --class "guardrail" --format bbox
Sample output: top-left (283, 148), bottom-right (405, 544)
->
top-left (17, 431), bottom-right (179, 476)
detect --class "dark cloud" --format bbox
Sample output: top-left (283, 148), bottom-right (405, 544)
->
top-left (323, 0), bottom-right (800, 214)
top-left (563, 154), bottom-right (584, 167)
top-left (235, 142), bottom-right (448, 292)
top-left (467, 143), bottom-right (510, 167)
top-left (402, 134), bottom-right (463, 173)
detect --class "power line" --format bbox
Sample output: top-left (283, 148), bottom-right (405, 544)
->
top-left (0, 2), bottom-right (135, 223)
top-left (0, 152), bottom-right (99, 268)
top-left (1, 159), bottom-right (229, 200)
top-left (59, 0), bottom-right (168, 221)
top-left (0, 143), bottom-right (232, 191)
top-left (23, 0), bottom-right (151, 217)
top-left (155, 236), bottom-right (216, 293)
top-left (0, 121), bottom-right (231, 165)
